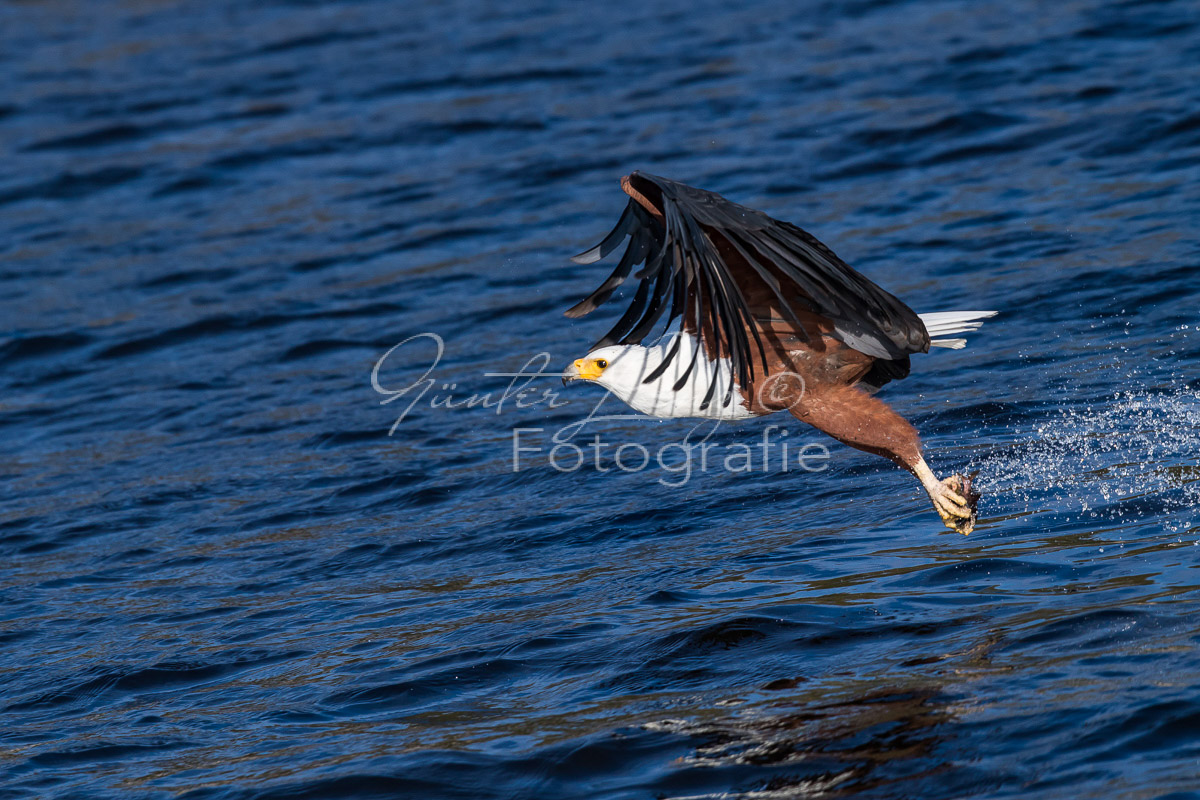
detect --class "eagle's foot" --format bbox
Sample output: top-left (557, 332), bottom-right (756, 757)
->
top-left (911, 459), bottom-right (980, 535)
top-left (930, 472), bottom-right (979, 535)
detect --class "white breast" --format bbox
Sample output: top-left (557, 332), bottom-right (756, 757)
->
top-left (591, 332), bottom-right (757, 421)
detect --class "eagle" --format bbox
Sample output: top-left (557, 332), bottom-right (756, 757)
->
top-left (561, 172), bottom-right (995, 534)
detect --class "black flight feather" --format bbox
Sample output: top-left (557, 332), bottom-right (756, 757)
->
top-left (566, 172), bottom-right (930, 402)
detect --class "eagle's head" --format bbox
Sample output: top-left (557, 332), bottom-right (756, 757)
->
top-left (561, 345), bottom-right (636, 390)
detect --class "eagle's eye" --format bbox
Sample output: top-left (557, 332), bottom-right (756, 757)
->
top-left (595, 359), bottom-right (608, 369)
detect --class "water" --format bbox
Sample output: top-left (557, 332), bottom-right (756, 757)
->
top-left (2, 1), bottom-right (1200, 798)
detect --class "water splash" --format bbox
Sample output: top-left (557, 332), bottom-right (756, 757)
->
top-left (975, 388), bottom-right (1200, 532)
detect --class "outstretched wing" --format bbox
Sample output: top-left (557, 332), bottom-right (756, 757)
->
top-left (565, 171), bottom-right (930, 409)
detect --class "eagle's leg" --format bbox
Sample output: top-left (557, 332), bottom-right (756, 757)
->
top-left (786, 382), bottom-right (978, 534)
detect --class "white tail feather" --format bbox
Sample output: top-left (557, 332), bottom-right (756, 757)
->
top-left (918, 310), bottom-right (997, 349)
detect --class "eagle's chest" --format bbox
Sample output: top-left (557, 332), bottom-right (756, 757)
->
top-left (623, 374), bottom-right (759, 421)
top-left (609, 333), bottom-right (760, 421)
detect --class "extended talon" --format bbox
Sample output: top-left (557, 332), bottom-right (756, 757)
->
top-left (935, 495), bottom-right (972, 519)
top-left (933, 472), bottom-right (980, 535)
top-left (940, 485), bottom-right (967, 506)
top-left (912, 461), bottom-right (981, 535)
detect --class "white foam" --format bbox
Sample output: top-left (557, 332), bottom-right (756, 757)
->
top-left (972, 388), bottom-right (1200, 534)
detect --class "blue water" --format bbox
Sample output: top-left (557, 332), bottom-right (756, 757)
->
top-left (3, 1), bottom-right (1200, 798)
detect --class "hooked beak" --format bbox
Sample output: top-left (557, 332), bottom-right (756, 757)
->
top-left (562, 358), bottom-right (601, 386)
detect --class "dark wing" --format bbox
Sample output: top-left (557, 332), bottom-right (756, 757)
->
top-left (565, 171), bottom-right (929, 409)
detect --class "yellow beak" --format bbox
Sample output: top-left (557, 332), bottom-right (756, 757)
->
top-left (563, 358), bottom-right (604, 385)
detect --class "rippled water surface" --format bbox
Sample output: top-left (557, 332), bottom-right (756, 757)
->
top-left (3, 1), bottom-right (1200, 798)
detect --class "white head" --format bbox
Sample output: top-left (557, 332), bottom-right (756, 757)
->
top-left (562, 344), bottom-right (649, 403)
top-left (562, 336), bottom-right (754, 421)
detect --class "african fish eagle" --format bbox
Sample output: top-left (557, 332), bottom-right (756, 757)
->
top-left (562, 172), bottom-right (996, 534)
